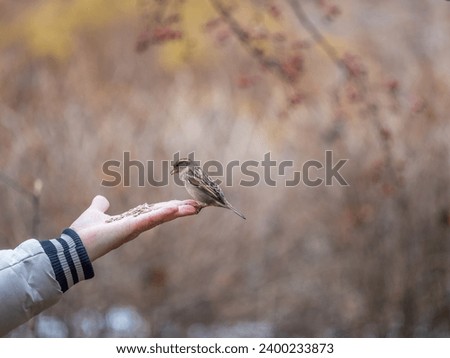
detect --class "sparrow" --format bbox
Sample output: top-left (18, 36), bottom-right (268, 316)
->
top-left (171, 158), bottom-right (246, 220)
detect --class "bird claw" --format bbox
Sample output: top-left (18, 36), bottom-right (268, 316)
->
top-left (194, 201), bottom-right (208, 213)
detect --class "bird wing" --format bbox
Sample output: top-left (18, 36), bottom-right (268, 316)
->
top-left (187, 167), bottom-right (225, 203)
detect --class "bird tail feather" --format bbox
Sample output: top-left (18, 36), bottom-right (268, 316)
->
top-left (227, 204), bottom-right (246, 220)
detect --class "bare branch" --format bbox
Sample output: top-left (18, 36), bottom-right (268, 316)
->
top-left (210, 0), bottom-right (295, 83)
top-left (288, 0), bottom-right (346, 74)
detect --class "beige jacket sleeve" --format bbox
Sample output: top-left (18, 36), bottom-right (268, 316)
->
top-left (0, 229), bottom-right (94, 336)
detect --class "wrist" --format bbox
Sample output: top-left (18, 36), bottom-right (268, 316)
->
top-left (40, 228), bottom-right (95, 292)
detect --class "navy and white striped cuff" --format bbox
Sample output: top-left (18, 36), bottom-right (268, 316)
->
top-left (40, 228), bottom-right (94, 292)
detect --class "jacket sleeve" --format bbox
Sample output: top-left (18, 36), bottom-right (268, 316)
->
top-left (0, 228), bottom-right (94, 336)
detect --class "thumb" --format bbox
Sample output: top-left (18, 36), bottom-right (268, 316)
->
top-left (90, 195), bottom-right (110, 213)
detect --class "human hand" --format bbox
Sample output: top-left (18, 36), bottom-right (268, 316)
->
top-left (70, 195), bottom-right (200, 261)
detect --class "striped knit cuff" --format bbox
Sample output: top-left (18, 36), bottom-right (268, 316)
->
top-left (40, 228), bottom-right (95, 293)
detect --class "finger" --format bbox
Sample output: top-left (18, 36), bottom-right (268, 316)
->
top-left (181, 199), bottom-right (201, 207)
top-left (177, 203), bottom-right (201, 216)
top-left (90, 195), bottom-right (110, 213)
top-left (150, 200), bottom-right (190, 211)
top-left (132, 205), bottom-right (179, 231)
top-left (153, 201), bottom-right (200, 217)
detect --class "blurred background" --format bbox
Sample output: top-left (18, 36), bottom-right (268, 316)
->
top-left (1, 0), bottom-right (449, 337)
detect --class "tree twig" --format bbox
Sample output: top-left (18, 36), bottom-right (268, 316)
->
top-left (210, 0), bottom-right (293, 83)
top-left (288, 0), bottom-right (346, 73)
